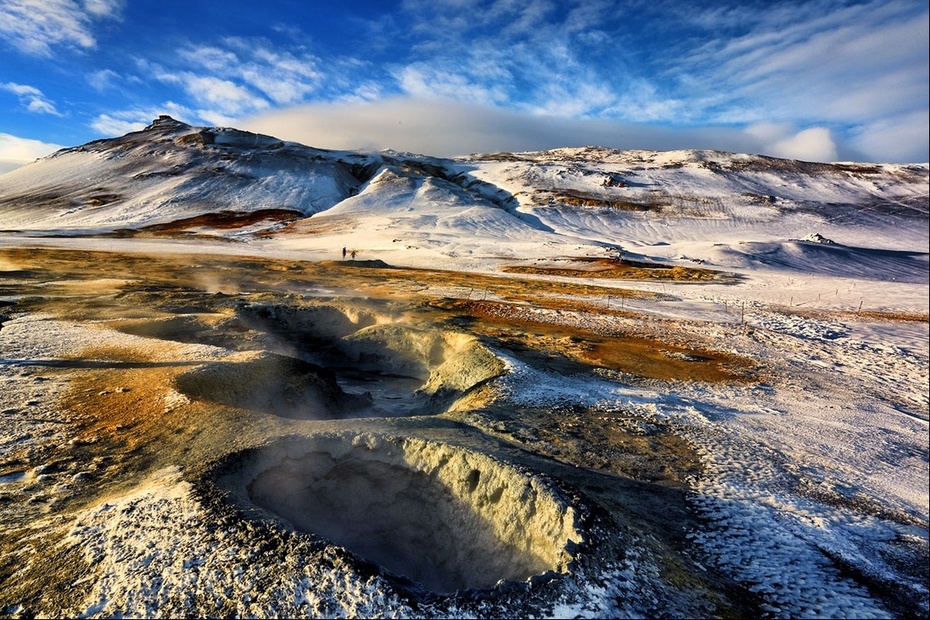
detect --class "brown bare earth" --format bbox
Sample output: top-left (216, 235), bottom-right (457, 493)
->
top-left (127, 208), bottom-right (301, 235)
top-left (784, 306), bottom-right (929, 323)
top-left (433, 298), bottom-right (758, 383)
top-left (502, 256), bottom-right (720, 281)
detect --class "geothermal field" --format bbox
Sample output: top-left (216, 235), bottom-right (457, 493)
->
top-left (0, 118), bottom-right (927, 618)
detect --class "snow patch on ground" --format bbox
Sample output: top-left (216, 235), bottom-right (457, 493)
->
top-left (487, 310), bottom-right (929, 618)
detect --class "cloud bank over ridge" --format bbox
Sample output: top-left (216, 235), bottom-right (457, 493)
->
top-left (243, 97), bottom-right (842, 162)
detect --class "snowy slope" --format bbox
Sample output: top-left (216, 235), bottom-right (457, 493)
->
top-left (0, 116), bottom-right (380, 232)
top-left (279, 160), bottom-right (595, 261)
top-left (1, 120), bottom-right (926, 278)
top-left (453, 147), bottom-right (929, 265)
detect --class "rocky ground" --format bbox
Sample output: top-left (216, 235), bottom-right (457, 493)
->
top-left (0, 246), bottom-right (926, 618)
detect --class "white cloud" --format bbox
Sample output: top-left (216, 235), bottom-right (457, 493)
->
top-left (178, 39), bottom-right (323, 106)
top-left (341, 81), bottom-right (387, 103)
top-left (563, 0), bottom-right (612, 34)
top-left (240, 97), bottom-right (768, 158)
top-left (0, 132), bottom-right (63, 173)
top-left (90, 103), bottom-right (194, 136)
top-left (848, 110), bottom-right (930, 164)
top-left (387, 0), bottom-right (926, 160)
top-left (242, 97), bottom-right (892, 163)
top-left (0, 0), bottom-right (123, 56)
top-left (677, 1), bottom-right (929, 128)
top-left (177, 44), bottom-right (239, 73)
top-left (182, 75), bottom-right (268, 116)
top-left (744, 123), bottom-right (838, 162)
top-left (83, 0), bottom-right (122, 17)
top-left (381, 1), bottom-right (644, 119)
top-left (769, 127), bottom-right (837, 162)
top-left (87, 68), bottom-right (119, 91)
top-left (602, 80), bottom-right (688, 123)
top-left (393, 64), bottom-right (508, 104)
top-left (401, 0), bottom-right (558, 38)
top-left (192, 109), bottom-right (242, 128)
top-left (2, 82), bottom-right (63, 115)
top-left (149, 64), bottom-right (270, 120)
top-left (528, 79), bottom-right (617, 118)
top-left (90, 114), bottom-right (147, 136)
top-left (133, 38), bottom-right (327, 127)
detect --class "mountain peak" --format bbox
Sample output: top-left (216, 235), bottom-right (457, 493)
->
top-left (145, 115), bottom-right (191, 132)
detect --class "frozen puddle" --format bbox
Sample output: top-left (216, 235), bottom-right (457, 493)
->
top-left (217, 433), bottom-right (584, 593)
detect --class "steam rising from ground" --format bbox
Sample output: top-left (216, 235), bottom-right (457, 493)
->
top-left (174, 351), bottom-right (357, 419)
top-left (220, 433), bottom-right (584, 593)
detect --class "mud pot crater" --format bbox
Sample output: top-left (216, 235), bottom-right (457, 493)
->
top-left (213, 433), bottom-right (586, 593)
top-left (235, 301), bottom-right (506, 414)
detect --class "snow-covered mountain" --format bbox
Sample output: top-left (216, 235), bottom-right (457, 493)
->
top-left (0, 116), bottom-right (927, 281)
top-left (0, 116), bottom-right (381, 232)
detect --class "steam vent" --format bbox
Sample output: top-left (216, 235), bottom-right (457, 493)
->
top-left (217, 433), bottom-right (585, 593)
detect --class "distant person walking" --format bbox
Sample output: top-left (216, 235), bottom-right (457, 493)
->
top-left (350, 250), bottom-right (357, 259)
top-left (342, 246), bottom-right (347, 259)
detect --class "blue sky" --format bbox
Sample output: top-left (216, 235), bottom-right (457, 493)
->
top-left (1, 0), bottom-right (927, 171)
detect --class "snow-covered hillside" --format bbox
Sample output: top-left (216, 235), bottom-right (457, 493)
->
top-left (0, 116), bottom-right (381, 232)
top-left (454, 147), bottom-right (928, 272)
top-left (1, 118), bottom-right (926, 271)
